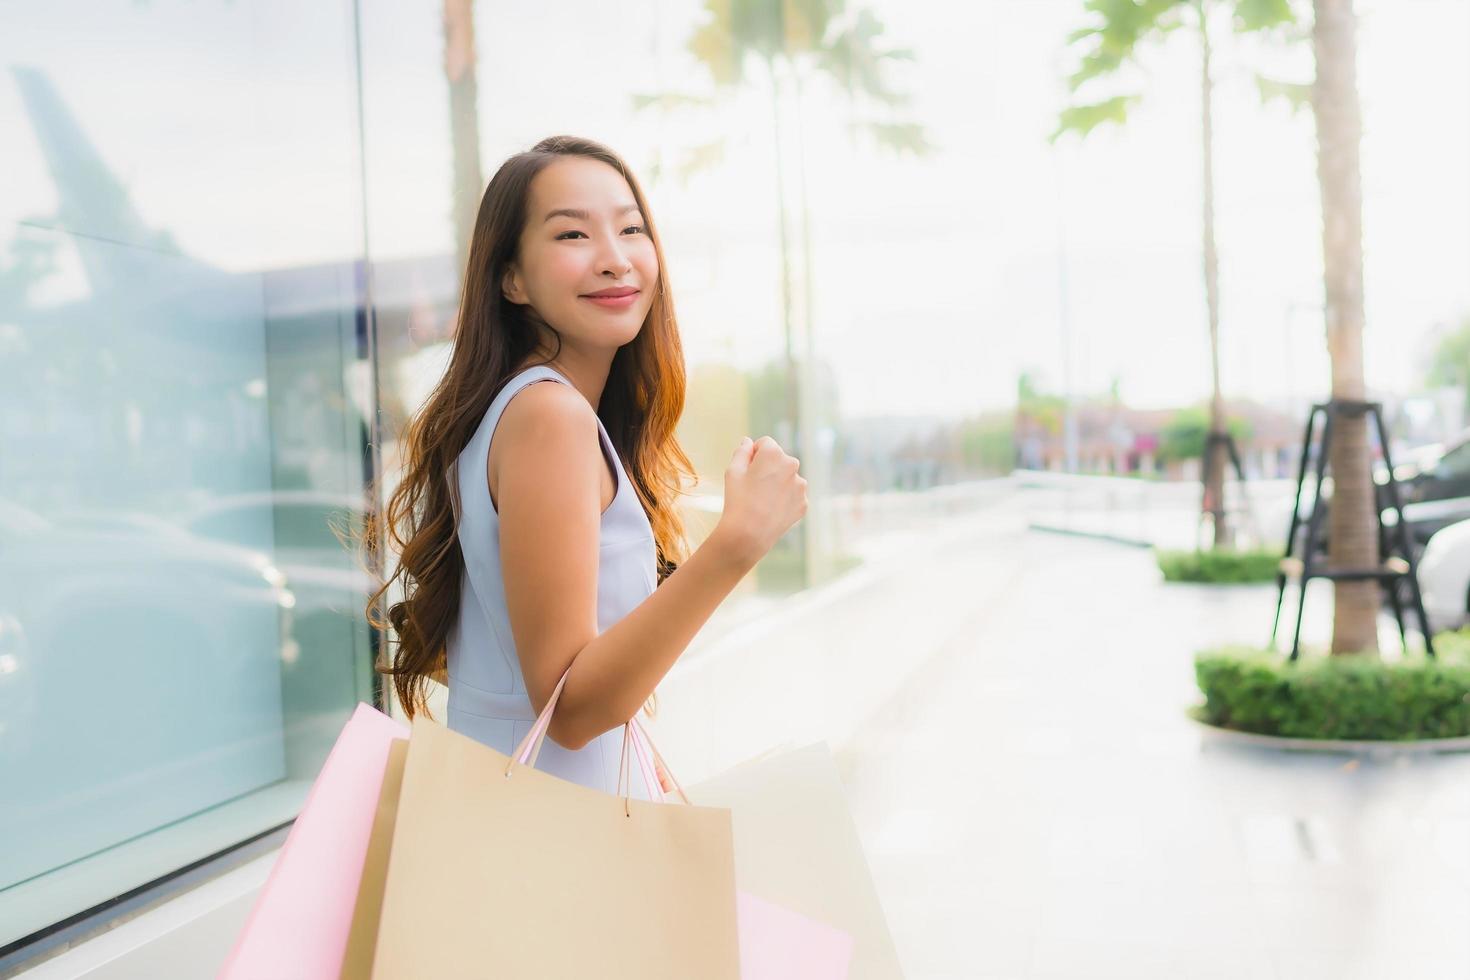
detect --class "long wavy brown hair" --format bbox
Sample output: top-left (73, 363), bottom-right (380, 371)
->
top-left (360, 135), bottom-right (696, 721)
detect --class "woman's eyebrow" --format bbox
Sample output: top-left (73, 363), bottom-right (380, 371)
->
top-left (543, 204), bottom-right (642, 223)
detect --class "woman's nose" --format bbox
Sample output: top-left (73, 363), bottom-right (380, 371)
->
top-left (597, 239), bottom-right (633, 276)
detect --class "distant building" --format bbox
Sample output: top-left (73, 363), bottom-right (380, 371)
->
top-left (1016, 398), bottom-right (1302, 480)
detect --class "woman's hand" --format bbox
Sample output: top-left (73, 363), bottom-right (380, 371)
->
top-left (654, 754), bottom-right (674, 795)
top-left (711, 436), bottom-right (808, 566)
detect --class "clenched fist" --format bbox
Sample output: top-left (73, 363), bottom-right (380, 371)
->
top-left (711, 435), bottom-right (808, 567)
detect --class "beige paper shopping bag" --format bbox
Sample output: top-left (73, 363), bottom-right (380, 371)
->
top-left (367, 670), bottom-right (740, 979)
top-left (339, 737), bottom-right (408, 980)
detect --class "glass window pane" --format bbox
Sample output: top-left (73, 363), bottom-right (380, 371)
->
top-left (0, 0), bottom-right (374, 948)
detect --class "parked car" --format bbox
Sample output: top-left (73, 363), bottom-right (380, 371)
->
top-left (1288, 432), bottom-right (1470, 560)
top-left (0, 497), bottom-right (297, 891)
top-left (1389, 433), bottom-right (1470, 545)
top-left (1414, 516), bottom-right (1470, 635)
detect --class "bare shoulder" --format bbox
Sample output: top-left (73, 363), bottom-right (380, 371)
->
top-left (488, 380), bottom-right (599, 507)
top-left (495, 378), bottom-right (594, 441)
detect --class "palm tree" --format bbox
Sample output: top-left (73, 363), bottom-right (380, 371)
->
top-left (368, 2), bottom-right (486, 449)
top-left (634, 0), bottom-right (931, 587)
top-left (1311, 0), bottom-right (1378, 655)
top-left (1055, 0), bottom-right (1294, 548)
top-left (443, 0), bottom-right (484, 283)
top-left (1058, 0), bottom-right (1379, 654)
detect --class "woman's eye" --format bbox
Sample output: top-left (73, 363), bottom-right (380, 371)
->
top-left (554, 226), bottom-right (644, 240)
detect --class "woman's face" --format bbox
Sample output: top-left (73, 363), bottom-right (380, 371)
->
top-left (502, 156), bottom-right (658, 353)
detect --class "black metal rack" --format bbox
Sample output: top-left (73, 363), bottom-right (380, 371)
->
top-left (1269, 398), bottom-right (1434, 661)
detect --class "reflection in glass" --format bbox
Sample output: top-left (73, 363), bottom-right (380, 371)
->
top-left (0, 4), bottom-right (373, 948)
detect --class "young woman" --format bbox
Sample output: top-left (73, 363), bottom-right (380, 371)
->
top-left (367, 135), bottom-right (807, 800)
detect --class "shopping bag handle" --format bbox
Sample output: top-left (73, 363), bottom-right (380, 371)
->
top-left (505, 666), bottom-right (691, 812)
top-left (618, 715), bottom-right (692, 809)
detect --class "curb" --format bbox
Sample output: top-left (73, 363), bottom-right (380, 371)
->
top-left (1186, 711), bottom-right (1470, 755)
top-left (1026, 523), bottom-right (1153, 549)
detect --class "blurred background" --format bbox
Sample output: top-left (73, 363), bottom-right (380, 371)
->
top-left (2, 1), bottom-right (1469, 977)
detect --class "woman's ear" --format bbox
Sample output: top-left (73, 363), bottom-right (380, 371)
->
top-left (502, 265), bottom-right (524, 304)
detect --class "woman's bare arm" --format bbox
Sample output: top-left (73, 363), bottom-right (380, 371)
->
top-left (494, 381), bottom-right (758, 751)
top-left (553, 531), bottom-right (754, 748)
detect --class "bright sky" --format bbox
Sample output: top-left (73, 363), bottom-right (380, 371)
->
top-left (387, 0), bottom-right (1470, 418)
top-left (5, 0), bottom-right (1466, 420)
top-left (807, 0), bottom-right (1470, 417)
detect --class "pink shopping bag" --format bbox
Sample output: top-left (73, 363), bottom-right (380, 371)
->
top-left (737, 890), bottom-right (855, 979)
top-left (217, 703), bottom-right (408, 980)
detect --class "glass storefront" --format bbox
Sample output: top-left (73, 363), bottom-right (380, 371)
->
top-left (0, 0), bottom-right (375, 951)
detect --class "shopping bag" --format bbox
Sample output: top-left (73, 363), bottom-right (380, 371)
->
top-left (340, 736), bottom-right (408, 980)
top-left (218, 703), bottom-right (408, 980)
top-left (630, 719), bottom-right (859, 979)
top-left (737, 890), bottom-right (856, 979)
top-left (345, 707), bottom-right (853, 979)
top-left (689, 741), bottom-right (905, 980)
top-left (366, 668), bottom-right (741, 978)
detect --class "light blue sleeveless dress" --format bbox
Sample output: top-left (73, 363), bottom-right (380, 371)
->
top-left (445, 364), bottom-right (659, 800)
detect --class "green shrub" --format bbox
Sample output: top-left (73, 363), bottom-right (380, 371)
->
top-left (1156, 548), bottom-right (1280, 584)
top-left (1193, 645), bottom-right (1470, 740)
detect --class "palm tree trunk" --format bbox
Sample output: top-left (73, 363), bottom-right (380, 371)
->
top-left (1313, 0), bottom-right (1379, 656)
top-left (444, 0), bottom-right (483, 281)
top-left (765, 54), bottom-right (807, 586)
top-left (372, 0), bottom-right (481, 454)
top-left (765, 58), bottom-right (798, 445)
top-left (791, 65), bottom-right (826, 586)
top-left (1199, 1), bottom-right (1231, 548)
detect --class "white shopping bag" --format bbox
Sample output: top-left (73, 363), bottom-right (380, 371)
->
top-left (689, 742), bottom-right (905, 980)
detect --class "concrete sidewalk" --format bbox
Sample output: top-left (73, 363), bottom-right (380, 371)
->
top-left (657, 494), bottom-right (1470, 979)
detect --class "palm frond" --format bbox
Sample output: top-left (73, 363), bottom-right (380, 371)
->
top-left (1051, 94), bottom-right (1139, 142)
top-left (1254, 74), bottom-right (1312, 114)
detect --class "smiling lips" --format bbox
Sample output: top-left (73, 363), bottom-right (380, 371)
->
top-left (582, 286), bottom-right (639, 308)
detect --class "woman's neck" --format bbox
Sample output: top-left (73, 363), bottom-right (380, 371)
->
top-left (518, 347), bottom-right (611, 412)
